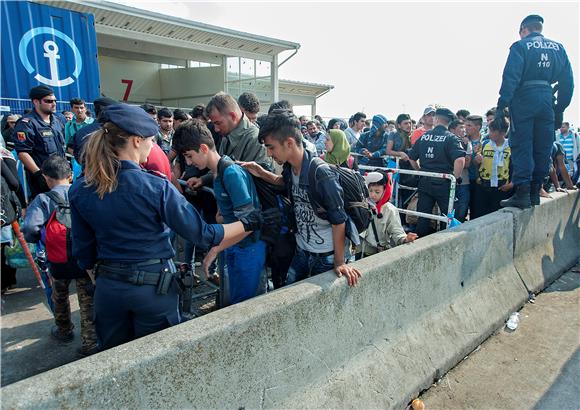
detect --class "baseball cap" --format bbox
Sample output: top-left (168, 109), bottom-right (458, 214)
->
top-left (423, 105), bottom-right (436, 116)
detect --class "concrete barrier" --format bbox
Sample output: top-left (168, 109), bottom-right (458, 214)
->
top-left (1, 212), bottom-right (529, 409)
top-left (501, 190), bottom-right (580, 294)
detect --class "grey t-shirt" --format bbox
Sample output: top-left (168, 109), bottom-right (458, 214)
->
top-left (291, 172), bottom-right (334, 253)
top-left (460, 140), bottom-right (473, 185)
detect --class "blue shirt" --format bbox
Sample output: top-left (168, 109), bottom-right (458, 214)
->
top-left (69, 160), bottom-right (224, 269)
top-left (13, 110), bottom-right (65, 168)
top-left (214, 157), bottom-right (260, 247)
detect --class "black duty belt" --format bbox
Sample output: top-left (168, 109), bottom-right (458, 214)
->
top-left (97, 265), bottom-right (161, 286)
top-left (99, 259), bottom-right (164, 268)
top-left (521, 80), bottom-right (550, 87)
top-left (95, 259), bottom-right (175, 294)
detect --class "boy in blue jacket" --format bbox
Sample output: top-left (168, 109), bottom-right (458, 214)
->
top-left (22, 156), bottom-right (96, 356)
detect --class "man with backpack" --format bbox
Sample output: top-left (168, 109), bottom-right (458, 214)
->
top-left (172, 119), bottom-right (267, 305)
top-left (241, 110), bottom-right (362, 287)
top-left (22, 156), bottom-right (97, 357)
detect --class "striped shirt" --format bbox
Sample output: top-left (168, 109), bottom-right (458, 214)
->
top-left (558, 132), bottom-right (574, 161)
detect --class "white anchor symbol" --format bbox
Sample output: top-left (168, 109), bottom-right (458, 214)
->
top-left (34, 40), bottom-right (74, 87)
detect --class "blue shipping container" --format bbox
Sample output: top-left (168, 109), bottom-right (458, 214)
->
top-left (1, 1), bottom-right (100, 113)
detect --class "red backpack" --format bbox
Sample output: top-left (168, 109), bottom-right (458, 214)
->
top-left (44, 191), bottom-right (72, 264)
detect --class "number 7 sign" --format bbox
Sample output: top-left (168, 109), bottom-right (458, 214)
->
top-left (121, 79), bottom-right (133, 101)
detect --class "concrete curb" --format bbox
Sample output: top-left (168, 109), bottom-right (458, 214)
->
top-left (1, 194), bottom-right (578, 409)
top-left (501, 190), bottom-right (580, 294)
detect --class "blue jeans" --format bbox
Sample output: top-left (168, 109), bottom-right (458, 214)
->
top-left (454, 184), bottom-right (470, 222)
top-left (224, 240), bottom-right (266, 305)
top-left (287, 244), bottom-right (352, 284)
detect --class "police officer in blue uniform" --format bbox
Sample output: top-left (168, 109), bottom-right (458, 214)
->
top-left (496, 14), bottom-right (574, 208)
top-left (69, 103), bottom-right (263, 351)
top-left (14, 85), bottom-right (66, 198)
top-left (408, 108), bottom-right (466, 237)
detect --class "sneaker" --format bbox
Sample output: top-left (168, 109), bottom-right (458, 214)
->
top-left (51, 326), bottom-right (74, 343)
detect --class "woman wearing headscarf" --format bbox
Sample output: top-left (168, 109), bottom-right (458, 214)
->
top-left (323, 129), bottom-right (357, 170)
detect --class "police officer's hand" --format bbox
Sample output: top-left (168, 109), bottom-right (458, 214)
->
top-left (32, 170), bottom-right (44, 185)
top-left (474, 153), bottom-right (483, 165)
top-left (400, 152), bottom-right (410, 162)
top-left (186, 177), bottom-right (202, 191)
top-left (260, 208), bottom-right (283, 244)
top-left (491, 108), bottom-right (508, 129)
top-left (554, 110), bottom-right (564, 131)
top-left (335, 263), bottom-right (361, 287)
top-left (239, 209), bottom-right (263, 232)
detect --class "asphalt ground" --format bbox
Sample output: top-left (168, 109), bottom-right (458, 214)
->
top-left (420, 265), bottom-right (580, 410)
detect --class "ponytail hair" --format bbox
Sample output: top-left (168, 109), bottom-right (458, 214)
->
top-left (82, 122), bottom-right (130, 199)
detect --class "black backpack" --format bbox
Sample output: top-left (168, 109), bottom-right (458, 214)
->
top-left (0, 159), bottom-right (21, 227)
top-left (307, 157), bottom-right (372, 234)
top-left (217, 157), bottom-right (296, 242)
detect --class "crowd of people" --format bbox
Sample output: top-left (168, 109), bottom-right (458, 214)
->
top-left (0, 12), bottom-right (577, 356)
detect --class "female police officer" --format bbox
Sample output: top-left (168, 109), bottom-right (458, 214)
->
top-left (70, 103), bottom-right (259, 350)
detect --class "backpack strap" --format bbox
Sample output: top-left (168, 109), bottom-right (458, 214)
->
top-left (45, 190), bottom-right (68, 207)
top-left (216, 156), bottom-right (235, 195)
top-left (306, 156), bottom-right (328, 214)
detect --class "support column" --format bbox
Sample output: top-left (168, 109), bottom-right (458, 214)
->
top-left (271, 54), bottom-right (279, 104)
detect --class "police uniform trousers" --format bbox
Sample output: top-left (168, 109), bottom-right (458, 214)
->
top-left (26, 169), bottom-right (50, 199)
top-left (509, 86), bottom-right (555, 186)
top-left (94, 260), bottom-right (180, 350)
top-left (416, 178), bottom-right (451, 237)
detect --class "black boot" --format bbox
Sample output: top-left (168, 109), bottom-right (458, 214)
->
top-left (500, 184), bottom-right (531, 209)
top-left (530, 182), bottom-right (541, 206)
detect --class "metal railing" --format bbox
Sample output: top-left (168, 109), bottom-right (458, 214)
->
top-left (359, 164), bottom-right (457, 228)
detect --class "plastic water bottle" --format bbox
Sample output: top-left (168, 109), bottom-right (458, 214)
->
top-left (506, 312), bottom-right (520, 330)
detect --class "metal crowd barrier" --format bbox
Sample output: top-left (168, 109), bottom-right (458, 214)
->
top-left (359, 164), bottom-right (457, 229)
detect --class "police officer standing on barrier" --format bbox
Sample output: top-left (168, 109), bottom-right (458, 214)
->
top-left (70, 104), bottom-right (265, 351)
top-left (409, 108), bottom-right (466, 237)
top-left (495, 14), bottom-right (574, 209)
top-left (14, 85), bottom-right (65, 198)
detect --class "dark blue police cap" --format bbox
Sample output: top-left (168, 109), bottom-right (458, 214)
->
top-left (521, 14), bottom-right (543, 28)
top-left (29, 85), bottom-right (54, 100)
top-left (435, 108), bottom-right (456, 123)
top-left (100, 103), bottom-right (159, 137)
